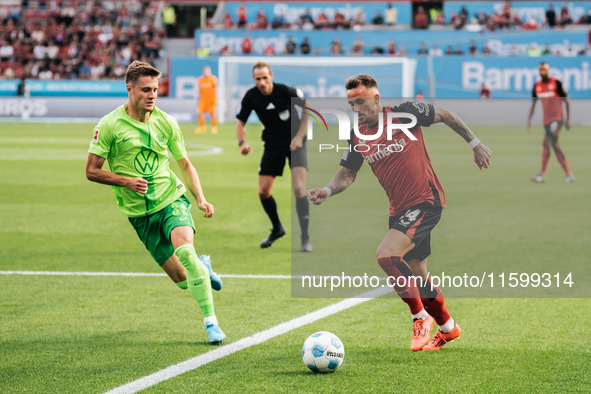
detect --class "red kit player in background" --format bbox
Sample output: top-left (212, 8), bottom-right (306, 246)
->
top-left (527, 62), bottom-right (575, 183)
top-left (308, 74), bottom-right (492, 351)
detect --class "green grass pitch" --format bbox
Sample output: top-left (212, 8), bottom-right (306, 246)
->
top-left (0, 121), bottom-right (589, 392)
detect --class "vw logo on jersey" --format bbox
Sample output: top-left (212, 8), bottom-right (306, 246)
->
top-left (134, 150), bottom-right (159, 176)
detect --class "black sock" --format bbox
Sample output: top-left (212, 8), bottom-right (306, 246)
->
top-left (261, 196), bottom-right (282, 231)
top-left (296, 196), bottom-right (309, 240)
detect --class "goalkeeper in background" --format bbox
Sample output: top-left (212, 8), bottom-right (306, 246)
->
top-left (85, 60), bottom-right (225, 344)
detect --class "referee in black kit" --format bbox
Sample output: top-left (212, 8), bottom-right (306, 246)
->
top-left (236, 61), bottom-right (311, 252)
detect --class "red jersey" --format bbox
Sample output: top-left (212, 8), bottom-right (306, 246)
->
top-left (340, 102), bottom-right (446, 217)
top-left (533, 77), bottom-right (566, 124)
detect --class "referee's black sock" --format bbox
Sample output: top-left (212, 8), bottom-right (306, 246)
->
top-left (296, 196), bottom-right (309, 241)
top-left (261, 195), bottom-right (282, 231)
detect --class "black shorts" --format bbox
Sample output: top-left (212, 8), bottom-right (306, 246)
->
top-left (259, 139), bottom-right (307, 176)
top-left (544, 121), bottom-right (563, 142)
top-left (388, 202), bottom-right (442, 262)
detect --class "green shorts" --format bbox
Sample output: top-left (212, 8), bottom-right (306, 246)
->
top-left (129, 194), bottom-right (195, 266)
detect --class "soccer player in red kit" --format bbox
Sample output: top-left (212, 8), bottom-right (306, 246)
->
top-left (527, 62), bottom-right (575, 183)
top-left (308, 74), bottom-right (492, 351)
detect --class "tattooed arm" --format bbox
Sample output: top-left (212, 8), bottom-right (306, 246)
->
top-left (433, 106), bottom-right (492, 170)
top-left (308, 167), bottom-right (358, 205)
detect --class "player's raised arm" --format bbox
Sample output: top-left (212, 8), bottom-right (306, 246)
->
top-left (433, 106), bottom-right (492, 170)
top-left (176, 156), bottom-right (214, 218)
top-left (308, 167), bottom-right (358, 205)
top-left (236, 119), bottom-right (253, 155)
top-left (85, 152), bottom-right (148, 194)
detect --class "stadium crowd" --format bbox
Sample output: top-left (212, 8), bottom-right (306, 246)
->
top-left (0, 0), bottom-right (163, 80)
top-left (217, 1), bottom-right (591, 31)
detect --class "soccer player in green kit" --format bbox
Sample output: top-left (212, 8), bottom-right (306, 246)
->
top-left (85, 61), bottom-right (225, 344)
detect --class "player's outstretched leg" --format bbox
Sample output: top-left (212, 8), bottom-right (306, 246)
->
top-left (175, 245), bottom-right (225, 344)
top-left (532, 137), bottom-right (551, 182)
top-left (377, 256), bottom-right (433, 351)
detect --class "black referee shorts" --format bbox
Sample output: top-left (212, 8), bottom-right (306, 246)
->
top-left (259, 139), bottom-right (307, 176)
top-left (388, 202), bottom-right (442, 262)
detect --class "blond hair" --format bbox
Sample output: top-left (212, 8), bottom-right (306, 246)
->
top-left (125, 61), bottom-right (161, 85)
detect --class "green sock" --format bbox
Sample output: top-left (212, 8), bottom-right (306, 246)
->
top-left (175, 280), bottom-right (187, 290)
top-left (174, 244), bottom-right (215, 317)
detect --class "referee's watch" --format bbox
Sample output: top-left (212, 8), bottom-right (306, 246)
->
top-left (238, 140), bottom-right (245, 147)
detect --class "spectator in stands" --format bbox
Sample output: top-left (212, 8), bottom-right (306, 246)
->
top-left (263, 44), bottom-right (275, 55)
top-left (454, 6), bottom-right (469, 29)
top-left (546, 4), bottom-right (557, 28)
top-left (272, 14), bottom-right (286, 29)
top-left (315, 12), bottom-right (330, 29)
top-left (241, 34), bottom-right (252, 54)
top-left (523, 16), bottom-right (538, 30)
top-left (397, 47), bottom-right (408, 56)
top-left (479, 83), bottom-right (491, 98)
top-left (559, 2), bottom-right (573, 26)
top-left (431, 9), bottom-right (445, 25)
top-left (469, 40), bottom-right (478, 55)
top-left (351, 34), bottom-right (364, 53)
top-left (284, 37), bottom-right (297, 54)
top-left (256, 9), bottom-right (269, 29)
top-left (219, 45), bottom-right (233, 55)
top-left (222, 13), bottom-right (234, 29)
top-left (465, 18), bottom-right (483, 32)
top-left (385, 3), bottom-right (398, 25)
top-left (414, 6), bottom-right (428, 29)
top-left (354, 9), bottom-right (366, 26)
top-left (541, 44), bottom-right (552, 55)
top-left (527, 43), bottom-right (541, 56)
top-left (159, 74), bottom-right (169, 97)
top-left (333, 11), bottom-right (349, 29)
top-left (445, 46), bottom-right (454, 55)
top-left (300, 37), bottom-right (311, 54)
top-left (372, 11), bottom-right (384, 25)
top-left (481, 42), bottom-right (492, 55)
top-left (586, 7), bottom-right (591, 24)
top-left (162, 3), bottom-right (176, 38)
top-left (237, 2), bottom-right (247, 28)
top-left (417, 42), bottom-right (428, 55)
top-left (330, 37), bottom-right (344, 55)
top-left (387, 39), bottom-right (396, 55)
top-left (300, 9), bottom-right (314, 26)
top-left (429, 45), bottom-right (443, 56)
top-left (455, 45), bottom-right (464, 55)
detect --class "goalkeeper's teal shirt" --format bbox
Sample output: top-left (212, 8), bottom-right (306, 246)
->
top-left (88, 105), bottom-right (187, 217)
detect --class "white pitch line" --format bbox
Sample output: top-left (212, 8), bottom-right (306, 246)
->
top-left (104, 286), bottom-right (392, 394)
top-left (0, 270), bottom-right (293, 279)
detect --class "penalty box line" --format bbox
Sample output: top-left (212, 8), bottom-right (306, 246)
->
top-left (104, 286), bottom-right (392, 394)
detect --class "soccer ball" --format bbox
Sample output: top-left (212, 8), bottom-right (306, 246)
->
top-left (301, 331), bottom-right (345, 373)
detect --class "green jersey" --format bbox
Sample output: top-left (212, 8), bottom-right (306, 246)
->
top-left (88, 105), bottom-right (188, 217)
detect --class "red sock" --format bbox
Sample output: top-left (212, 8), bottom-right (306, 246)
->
top-left (377, 256), bottom-right (423, 315)
top-left (540, 145), bottom-right (550, 176)
top-left (418, 276), bottom-right (451, 326)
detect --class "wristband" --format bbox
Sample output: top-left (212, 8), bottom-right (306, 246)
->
top-left (469, 137), bottom-right (481, 149)
top-left (322, 186), bottom-right (332, 198)
top-left (238, 140), bottom-right (245, 147)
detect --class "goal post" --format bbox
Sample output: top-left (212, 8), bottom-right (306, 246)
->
top-left (217, 56), bottom-right (417, 123)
